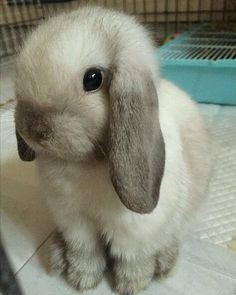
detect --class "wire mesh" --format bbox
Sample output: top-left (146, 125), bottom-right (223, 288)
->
top-left (0, 0), bottom-right (236, 62)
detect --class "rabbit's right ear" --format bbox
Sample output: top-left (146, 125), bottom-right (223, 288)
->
top-left (16, 130), bottom-right (35, 161)
top-left (108, 64), bottom-right (165, 214)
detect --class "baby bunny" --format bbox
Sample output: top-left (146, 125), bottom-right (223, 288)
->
top-left (15, 6), bottom-right (210, 295)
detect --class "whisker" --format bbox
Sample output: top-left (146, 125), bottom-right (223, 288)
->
top-left (88, 135), bottom-right (108, 160)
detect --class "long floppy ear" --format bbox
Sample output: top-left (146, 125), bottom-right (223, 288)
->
top-left (16, 130), bottom-right (35, 161)
top-left (108, 67), bottom-right (165, 214)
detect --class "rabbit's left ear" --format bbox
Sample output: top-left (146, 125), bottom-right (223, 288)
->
top-left (16, 130), bottom-right (35, 161)
top-left (108, 67), bottom-right (165, 214)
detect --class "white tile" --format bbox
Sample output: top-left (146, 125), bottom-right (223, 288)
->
top-left (194, 105), bottom-right (236, 247)
top-left (155, 260), bottom-right (236, 295)
top-left (1, 187), bottom-right (54, 273)
top-left (182, 238), bottom-right (236, 279)
top-left (0, 107), bottom-right (54, 273)
top-left (17, 238), bottom-right (114, 295)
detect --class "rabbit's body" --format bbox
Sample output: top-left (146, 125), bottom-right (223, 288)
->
top-left (15, 6), bottom-right (210, 294)
top-left (38, 78), bottom-right (209, 257)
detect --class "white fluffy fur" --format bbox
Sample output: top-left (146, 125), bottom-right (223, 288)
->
top-left (37, 79), bottom-right (210, 259)
top-left (15, 6), bottom-right (210, 292)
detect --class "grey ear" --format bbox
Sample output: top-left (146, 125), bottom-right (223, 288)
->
top-left (16, 130), bottom-right (35, 161)
top-left (108, 68), bottom-right (165, 214)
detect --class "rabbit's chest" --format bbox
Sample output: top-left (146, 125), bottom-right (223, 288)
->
top-left (38, 157), bottom-right (123, 217)
top-left (66, 161), bottom-right (120, 210)
top-left (38, 156), bottom-right (169, 250)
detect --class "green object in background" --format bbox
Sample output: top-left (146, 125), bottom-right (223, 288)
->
top-left (157, 28), bottom-right (236, 105)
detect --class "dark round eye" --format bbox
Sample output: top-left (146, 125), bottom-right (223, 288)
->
top-left (83, 68), bottom-right (103, 92)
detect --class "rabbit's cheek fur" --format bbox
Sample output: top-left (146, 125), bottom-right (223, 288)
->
top-left (50, 113), bottom-right (108, 161)
top-left (15, 92), bottom-right (109, 161)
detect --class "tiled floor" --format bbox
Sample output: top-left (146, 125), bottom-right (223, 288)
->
top-left (1, 63), bottom-right (236, 295)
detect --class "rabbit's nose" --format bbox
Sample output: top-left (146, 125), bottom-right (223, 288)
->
top-left (15, 101), bottom-right (52, 144)
top-left (28, 120), bottom-right (50, 142)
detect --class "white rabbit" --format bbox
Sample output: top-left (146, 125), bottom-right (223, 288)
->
top-left (15, 6), bottom-right (210, 295)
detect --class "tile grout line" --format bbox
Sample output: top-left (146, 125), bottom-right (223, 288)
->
top-left (15, 231), bottom-right (54, 276)
top-left (183, 257), bottom-right (236, 280)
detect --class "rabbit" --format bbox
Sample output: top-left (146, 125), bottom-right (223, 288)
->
top-left (14, 6), bottom-right (210, 295)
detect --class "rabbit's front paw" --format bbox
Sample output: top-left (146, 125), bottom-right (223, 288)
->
top-left (65, 245), bottom-right (106, 291)
top-left (48, 231), bottom-right (67, 275)
top-left (48, 230), bottom-right (106, 290)
top-left (115, 276), bottom-right (151, 295)
top-left (155, 244), bottom-right (179, 279)
top-left (113, 256), bottom-right (155, 295)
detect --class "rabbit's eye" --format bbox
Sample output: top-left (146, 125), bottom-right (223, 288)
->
top-left (83, 68), bottom-right (103, 92)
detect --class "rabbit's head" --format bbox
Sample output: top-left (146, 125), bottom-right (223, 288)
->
top-left (15, 7), bottom-right (165, 214)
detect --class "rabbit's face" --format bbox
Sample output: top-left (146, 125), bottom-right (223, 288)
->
top-left (15, 7), bottom-right (165, 214)
top-left (15, 22), bottom-right (111, 161)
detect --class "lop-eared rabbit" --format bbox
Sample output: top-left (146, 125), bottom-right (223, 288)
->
top-left (15, 6), bottom-right (210, 295)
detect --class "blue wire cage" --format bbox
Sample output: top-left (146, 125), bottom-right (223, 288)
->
top-left (158, 24), bottom-right (236, 105)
